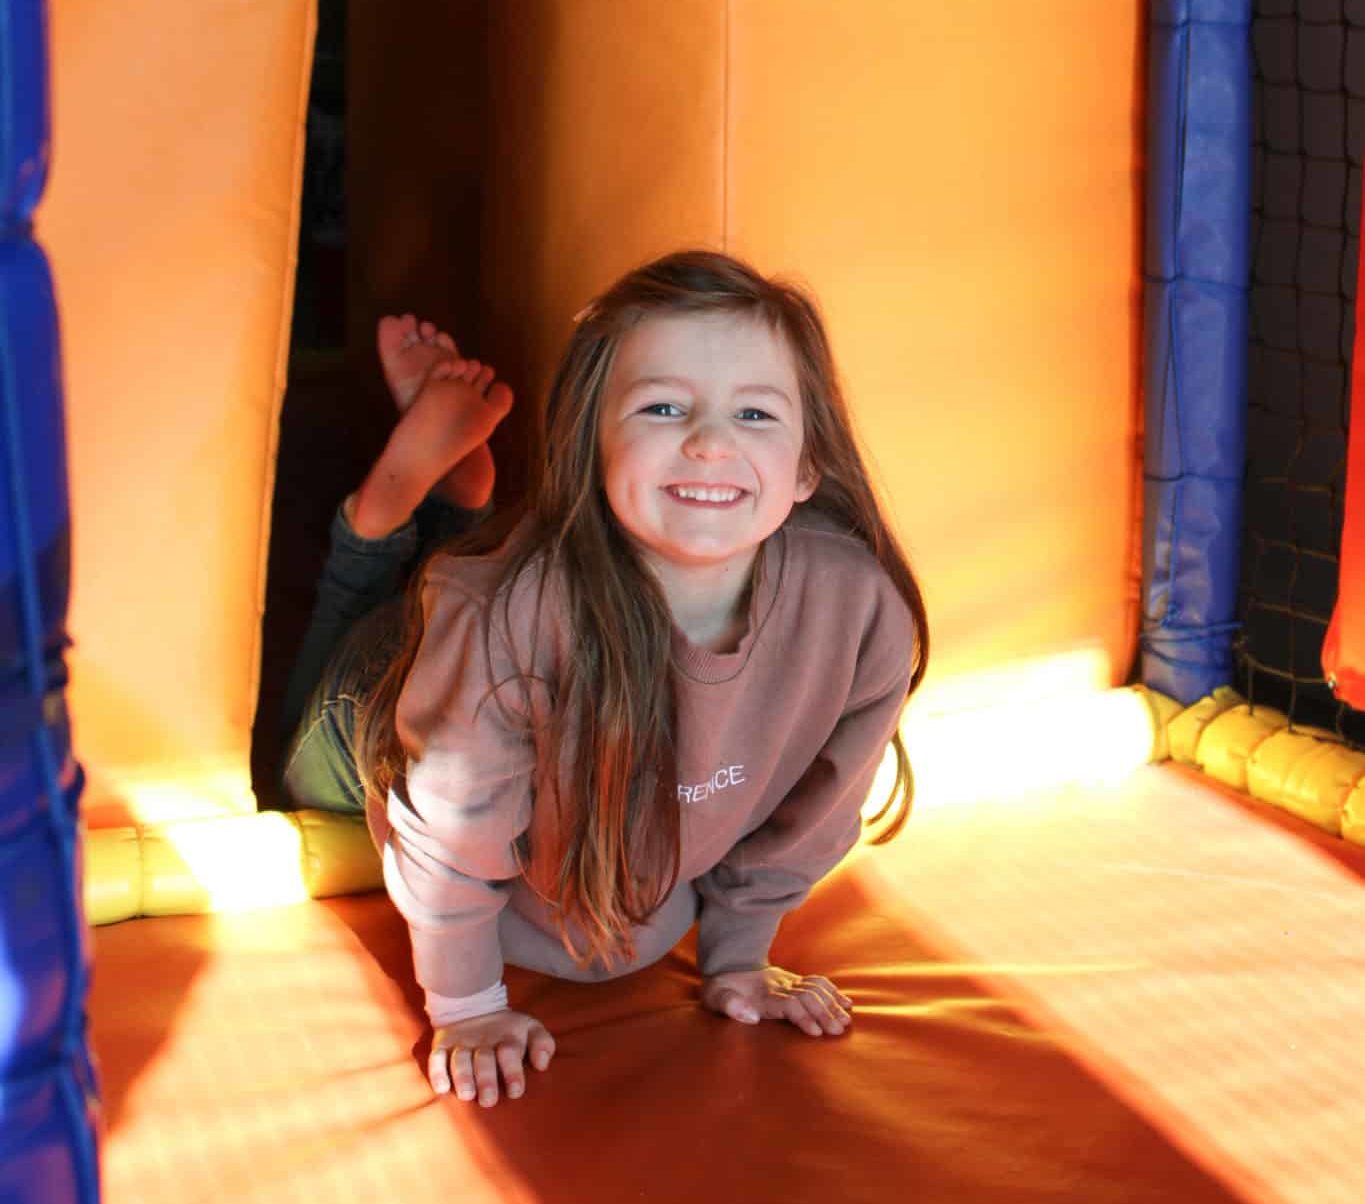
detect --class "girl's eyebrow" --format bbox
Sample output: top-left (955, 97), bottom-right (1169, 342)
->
top-left (623, 375), bottom-right (793, 408)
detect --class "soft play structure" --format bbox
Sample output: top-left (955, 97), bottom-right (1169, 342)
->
top-left (8, 1), bottom-right (1365, 1202)
top-left (0, 1), bottom-right (98, 1197)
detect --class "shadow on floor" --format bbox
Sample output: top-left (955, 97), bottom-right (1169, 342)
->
top-left (323, 857), bottom-right (1248, 1204)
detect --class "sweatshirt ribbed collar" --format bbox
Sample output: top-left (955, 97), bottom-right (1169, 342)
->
top-left (669, 527), bottom-right (787, 685)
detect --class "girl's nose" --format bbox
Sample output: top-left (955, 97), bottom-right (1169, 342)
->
top-left (682, 420), bottom-right (735, 459)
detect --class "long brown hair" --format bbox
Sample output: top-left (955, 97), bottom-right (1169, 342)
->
top-left (356, 249), bottom-right (929, 971)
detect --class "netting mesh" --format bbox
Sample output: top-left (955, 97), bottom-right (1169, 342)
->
top-left (1242, 0), bottom-right (1365, 745)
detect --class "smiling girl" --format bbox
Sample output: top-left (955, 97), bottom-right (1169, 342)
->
top-left (279, 249), bottom-right (928, 1109)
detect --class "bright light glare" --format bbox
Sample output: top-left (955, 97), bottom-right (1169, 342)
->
top-left (85, 760), bottom-right (259, 826)
top-left (865, 650), bottom-right (1159, 818)
top-left (155, 812), bottom-right (311, 912)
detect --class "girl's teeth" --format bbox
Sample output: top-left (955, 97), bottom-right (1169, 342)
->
top-left (671, 486), bottom-right (742, 502)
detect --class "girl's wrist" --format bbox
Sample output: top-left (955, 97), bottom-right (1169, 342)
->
top-left (426, 980), bottom-right (509, 1028)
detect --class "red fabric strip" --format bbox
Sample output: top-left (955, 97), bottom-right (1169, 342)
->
top-left (1321, 184), bottom-right (1365, 709)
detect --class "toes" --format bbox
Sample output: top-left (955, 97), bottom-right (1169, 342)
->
top-left (474, 364), bottom-right (495, 393)
top-left (436, 332), bottom-right (457, 352)
top-left (377, 313), bottom-right (417, 356)
top-left (419, 319), bottom-right (437, 342)
top-left (485, 381), bottom-right (514, 415)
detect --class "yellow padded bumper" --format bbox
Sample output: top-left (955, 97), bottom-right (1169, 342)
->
top-left (80, 686), bottom-right (1365, 926)
top-left (1141, 686), bottom-right (1365, 843)
top-left (84, 810), bottom-right (382, 927)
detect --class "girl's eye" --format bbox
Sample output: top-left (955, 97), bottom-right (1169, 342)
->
top-left (738, 407), bottom-right (775, 422)
top-left (641, 402), bottom-right (683, 417)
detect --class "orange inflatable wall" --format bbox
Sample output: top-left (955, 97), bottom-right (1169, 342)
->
top-left (43, 0), bottom-right (1142, 823)
top-left (40, 1), bottom-right (317, 824)
top-left (480, 0), bottom-right (1145, 708)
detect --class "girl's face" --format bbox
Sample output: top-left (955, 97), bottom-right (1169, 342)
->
top-left (597, 311), bottom-right (818, 578)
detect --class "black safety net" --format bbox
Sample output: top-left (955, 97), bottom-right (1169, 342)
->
top-left (1242, 0), bottom-right (1365, 745)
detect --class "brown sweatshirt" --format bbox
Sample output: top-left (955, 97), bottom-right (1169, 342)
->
top-left (367, 512), bottom-right (918, 1000)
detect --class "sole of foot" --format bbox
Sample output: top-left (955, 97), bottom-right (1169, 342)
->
top-left (377, 313), bottom-right (458, 411)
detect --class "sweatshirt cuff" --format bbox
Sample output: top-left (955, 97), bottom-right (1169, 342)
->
top-left (380, 840), bottom-right (508, 998)
top-left (425, 980), bottom-right (508, 1027)
top-left (408, 913), bottom-right (506, 1000)
top-left (695, 906), bottom-right (785, 978)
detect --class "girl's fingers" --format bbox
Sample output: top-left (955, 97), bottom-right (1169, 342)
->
top-left (527, 1025), bottom-right (557, 1070)
top-left (803, 990), bottom-right (848, 1034)
top-left (785, 995), bottom-right (825, 1037)
top-left (494, 1040), bottom-right (527, 1100)
top-left (720, 988), bottom-right (761, 1024)
top-left (804, 977), bottom-right (853, 1025)
top-left (428, 1043), bottom-right (453, 1094)
top-left (452, 1046), bottom-right (478, 1102)
top-left (472, 1046), bottom-right (500, 1107)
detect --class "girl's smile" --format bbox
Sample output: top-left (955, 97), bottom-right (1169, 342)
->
top-left (663, 483), bottom-right (748, 506)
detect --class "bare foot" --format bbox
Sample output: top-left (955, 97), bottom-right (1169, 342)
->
top-left (376, 314), bottom-right (502, 511)
top-left (399, 356), bottom-right (512, 480)
top-left (350, 358), bottom-right (512, 539)
top-left (377, 313), bottom-right (458, 411)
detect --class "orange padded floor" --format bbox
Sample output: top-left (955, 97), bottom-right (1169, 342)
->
top-left (90, 763), bottom-right (1365, 1204)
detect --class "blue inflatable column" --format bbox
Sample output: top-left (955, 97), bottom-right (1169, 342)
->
top-left (0, 2), bottom-right (102, 1200)
top-left (1142, 0), bottom-right (1252, 704)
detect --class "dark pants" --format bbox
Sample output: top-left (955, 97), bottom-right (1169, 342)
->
top-left (278, 495), bottom-right (488, 814)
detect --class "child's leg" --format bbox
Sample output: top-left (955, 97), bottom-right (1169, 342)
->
top-left (276, 501), bottom-right (419, 755)
top-left (277, 324), bottom-right (512, 803)
top-left (281, 595), bottom-right (401, 814)
top-left (278, 497), bottom-right (491, 813)
top-left (286, 320), bottom-right (511, 725)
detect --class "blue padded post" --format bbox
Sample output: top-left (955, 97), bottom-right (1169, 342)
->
top-left (0, 0), bottom-right (50, 227)
top-left (1141, 0), bottom-right (1252, 704)
top-left (0, 2), bottom-right (101, 1201)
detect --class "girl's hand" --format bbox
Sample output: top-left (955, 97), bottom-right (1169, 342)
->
top-left (701, 966), bottom-right (854, 1037)
top-left (428, 1009), bottom-right (557, 1105)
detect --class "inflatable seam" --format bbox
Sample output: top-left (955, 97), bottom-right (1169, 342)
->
top-left (245, 2), bottom-right (320, 746)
